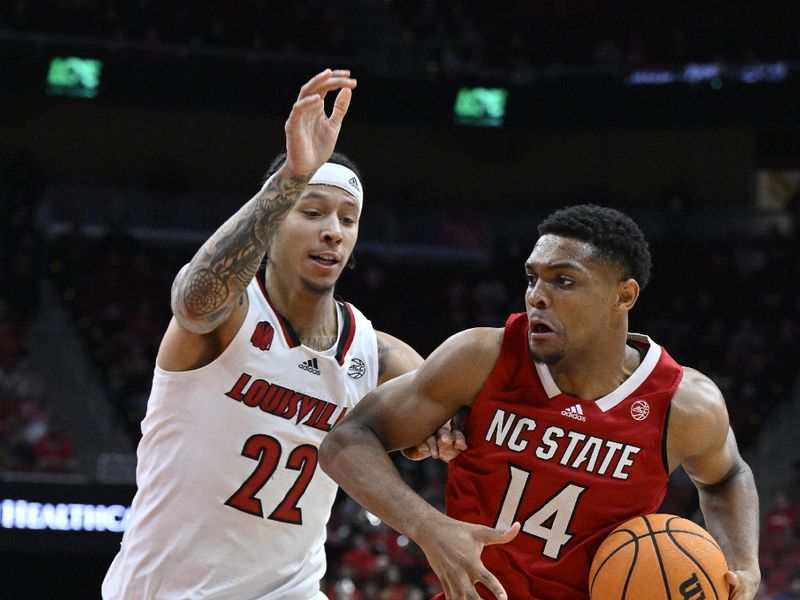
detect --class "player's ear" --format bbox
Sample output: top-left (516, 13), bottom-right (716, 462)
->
top-left (615, 278), bottom-right (639, 313)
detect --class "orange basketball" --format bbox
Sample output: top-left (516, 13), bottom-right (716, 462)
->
top-left (589, 513), bottom-right (729, 600)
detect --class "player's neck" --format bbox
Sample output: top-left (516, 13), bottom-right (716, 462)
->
top-left (262, 269), bottom-right (339, 342)
top-left (548, 334), bottom-right (638, 401)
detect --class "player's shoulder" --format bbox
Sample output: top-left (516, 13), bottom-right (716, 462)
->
top-left (672, 367), bottom-right (727, 416)
top-left (668, 367), bottom-right (729, 458)
top-left (446, 326), bottom-right (504, 354)
top-left (424, 327), bottom-right (505, 374)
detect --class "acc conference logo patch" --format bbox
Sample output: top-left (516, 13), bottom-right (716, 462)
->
top-left (347, 357), bottom-right (366, 379)
top-left (631, 400), bottom-right (650, 421)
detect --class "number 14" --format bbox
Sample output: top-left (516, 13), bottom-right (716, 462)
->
top-left (494, 465), bottom-right (587, 560)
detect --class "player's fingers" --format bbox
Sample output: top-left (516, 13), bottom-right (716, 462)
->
top-left (453, 428), bottom-right (468, 450)
top-left (724, 571), bottom-right (741, 598)
top-left (439, 426), bottom-right (454, 443)
top-left (298, 69), bottom-right (333, 100)
top-left (481, 521), bottom-right (521, 547)
top-left (329, 86), bottom-right (353, 129)
top-left (401, 443), bottom-right (431, 461)
top-left (427, 435), bottom-right (439, 460)
top-left (475, 567), bottom-right (509, 600)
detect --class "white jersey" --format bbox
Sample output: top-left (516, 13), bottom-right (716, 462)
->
top-left (103, 273), bottom-right (379, 600)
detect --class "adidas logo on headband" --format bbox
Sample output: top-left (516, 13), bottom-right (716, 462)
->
top-left (308, 162), bottom-right (364, 211)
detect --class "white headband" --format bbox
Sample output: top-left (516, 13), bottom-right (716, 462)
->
top-left (308, 162), bottom-right (364, 210)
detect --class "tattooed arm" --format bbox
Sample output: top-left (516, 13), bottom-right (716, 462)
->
top-left (171, 169), bottom-right (309, 334)
top-left (156, 69), bottom-right (357, 372)
top-left (375, 331), bottom-right (422, 385)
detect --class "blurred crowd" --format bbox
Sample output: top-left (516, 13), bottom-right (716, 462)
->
top-left (759, 472), bottom-right (800, 599)
top-left (0, 160), bottom-right (75, 474)
top-left (3, 1), bottom-right (800, 78)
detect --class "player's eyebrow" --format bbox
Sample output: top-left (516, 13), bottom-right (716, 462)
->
top-left (525, 260), bottom-right (585, 272)
top-left (300, 189), bottom-right (359, 210)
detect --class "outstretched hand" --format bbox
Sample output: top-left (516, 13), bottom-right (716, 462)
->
top-left (418, 519), bottom-right (520, 600)
top-left (284, 69), bottom-right (357, 176)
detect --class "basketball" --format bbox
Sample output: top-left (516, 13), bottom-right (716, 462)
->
top-left (589, 514), bottom-right (729, 600)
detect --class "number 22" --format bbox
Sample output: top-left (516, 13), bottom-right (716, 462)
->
top-left (225, 434), bottom-right (318, 524)
top-left (495, 465), bottom-right (587, 559)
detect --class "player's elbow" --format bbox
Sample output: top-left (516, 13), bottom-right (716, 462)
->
top-left (319, 419), bottom-right (372, 478)
top-left (169, 265), bottom-right (229, 334)
top-left (319, 426), bottom-right (348, 477)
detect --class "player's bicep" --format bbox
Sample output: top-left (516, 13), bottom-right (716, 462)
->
top-left (348, 371), bottom-right (457, 453)
top-left (345, 328), bottom-right (501, 452)
top-left (681, 427), bottom-right (741, 487)
top-left (669, 367), bottom-right (737, 486)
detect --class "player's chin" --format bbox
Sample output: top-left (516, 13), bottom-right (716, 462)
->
top-left (300, 274), bottom-right (338, 295)
top-left (529, 345), bottom-right (564, 366)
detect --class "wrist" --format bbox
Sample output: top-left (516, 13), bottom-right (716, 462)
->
top-left (278, 161), bottom-right (315, 182)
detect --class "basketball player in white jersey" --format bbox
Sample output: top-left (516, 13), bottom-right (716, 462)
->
top-left (102, 69), bottom-right (463, 599)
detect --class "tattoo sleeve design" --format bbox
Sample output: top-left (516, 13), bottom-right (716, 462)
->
top-left (173, 171), bottom-right (310, 330)
top-left (377, 337), bottom-right (395, 378)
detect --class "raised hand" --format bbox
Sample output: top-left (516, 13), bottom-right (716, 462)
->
top-left (418, 518), bottom-right (520, 600)
top-left (284, 69), bottom-right (357, 176)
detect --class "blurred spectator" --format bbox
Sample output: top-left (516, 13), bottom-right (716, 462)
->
top-left (766, 492), bottom-right (800, 540)
top-left (776, 572), bottom-right (800, 600)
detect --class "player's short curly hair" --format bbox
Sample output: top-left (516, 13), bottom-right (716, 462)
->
top-left (537, 204), bottom-right (652, 290)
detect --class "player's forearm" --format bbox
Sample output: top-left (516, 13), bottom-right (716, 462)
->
top-left (171, 166), bottom-right (311, 333)
top-left (697, 459), bottom-right (760, 576)
top-left (319, 422), bottom-right (447, 542)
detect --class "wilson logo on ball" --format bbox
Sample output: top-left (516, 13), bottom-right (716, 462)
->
top-left (679, 573), bottom-right (705, 599)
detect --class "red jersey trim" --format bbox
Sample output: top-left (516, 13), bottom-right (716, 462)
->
top-left (255, 270), bottom-right (302, 348)
top-left (334, 302), bottom-right (357, 365)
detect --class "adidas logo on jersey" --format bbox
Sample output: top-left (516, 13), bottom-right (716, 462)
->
top-left (298, 358), bottom-right (321, 376)
top-left (561, 404), bottom-right (587, 422)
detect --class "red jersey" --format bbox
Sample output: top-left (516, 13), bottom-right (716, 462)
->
top-left (440, 313), bottom-right (683, 599)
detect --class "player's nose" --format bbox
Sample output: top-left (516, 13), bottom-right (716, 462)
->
top-left (526, 280), bottom-right (549, 308)
top-left (321, 216), bottom-right (343, 244)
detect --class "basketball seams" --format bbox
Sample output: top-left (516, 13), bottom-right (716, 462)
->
top-left (665, 518), bottom-right (723, 600)
top-left (644, 514), bottom-right (673, 600)
top-left (589, 529), bottom-right (639, 599)
top-left (590, 516), bottom-right (727, 600)
top-left (620, 532), bottom-right (638, 600)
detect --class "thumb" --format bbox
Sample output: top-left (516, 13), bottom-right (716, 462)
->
top-left (725, 571), bottom-right (740, 594)
top-left (329, 86), bottom-right (353, 129)
top-left (482, 522), bottom-right (521, 547)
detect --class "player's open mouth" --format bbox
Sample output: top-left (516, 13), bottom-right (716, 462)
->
top-left (310, 253), bottom-right (341, 268)
top-left (529, 319), bottom-right (556, 339)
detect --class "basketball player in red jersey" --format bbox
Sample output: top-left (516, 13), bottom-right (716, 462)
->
top-left (320, 204), bottom-right (760, 600)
